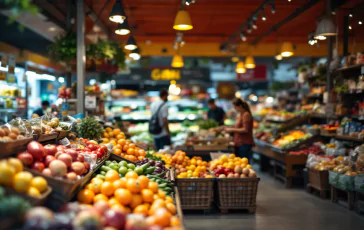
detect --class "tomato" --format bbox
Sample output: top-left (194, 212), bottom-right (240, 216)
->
top-left (98, 147), bottom-right (105, 155)
top-left (96, 152), bottom-right (103, 159)
top-left (101, 145), bottom-right (108, 153)
top-left (88, 144), bottom-right (97, 151)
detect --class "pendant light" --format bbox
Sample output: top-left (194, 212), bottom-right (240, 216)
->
top-left (171, 54), bottom-right (184, 68)
top-left (235, 61), bottom-right (246, 74)
top-left (231, 56), bottom-right (239, 63)
top-left (129, 48), bottom-right (141, 60)
top-left (109, 0), bottom-right (126, 23)
top-left (275, 54), bottom-right (282, 60)
top-left (115, 19), bottom-right (130, 35)
top-left (245, 55), bottom-right (256, 69)
top-left (280, 42), bottom-right (294, 57)
top-left (314, 15), bottom-right (336, 40)
top-left (125, 36), bottom-right (138, 50)
top-left (173, 10), bottom-right (193, 31)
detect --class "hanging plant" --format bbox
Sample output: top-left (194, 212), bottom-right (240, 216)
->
top-left (5, 0), bottom-right (39, 31)
top-left (48, 32), bottom-right (77, 63)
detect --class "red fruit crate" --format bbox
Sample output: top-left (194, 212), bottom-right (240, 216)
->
top-left (216, 177), bottom-right (260, 213)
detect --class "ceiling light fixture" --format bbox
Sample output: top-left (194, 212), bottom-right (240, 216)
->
top-left (359, 19), bottom-right (362, 25)
top-left (275, 54), bottom-right (282, 60)
top-left (245, 55), bottom-right (256, 69)
top-left (109, 0), bottom-right (126, 23)
top-left (261, 11), bottom-right (266, 21)
top-left (247, 25), bottom-right (252, 33)
top-left (252, 21), bottom-right (257, 29)
top-left (171, 54), bottom-right (184, 68)
top-left (240, 32), bottom-right (247, 41)
top-left (173, 10), bottom-right (193, 31)
top-left (115, 19), bottom-right (130, 35)
top-left (271, 1), bottom-right (276, 14)
top-left (314, 15), bottom-right (337, 39)
top-left (349, 25), bottom-right (352, 30)
top-left (125, 36), bottom-right (138, 50)
top-left (231, 56), bottom-right (240, 63)
top-left (349, 11), bottom-right (353, 17)
top-left (129, 48), bottom-right (141, 60)
top-left (235, 61), bottom-right (246, 73)
top-left (280, 42), bottom-right (294, 57)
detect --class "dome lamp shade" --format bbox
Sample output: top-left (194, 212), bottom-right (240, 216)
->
top-left (245, 55), bottom-right (256, 69)
top-left (280, 42), bottom-right (294, 57)
top-left (125, 36), bottom-right (138, 50)
top-left (109, 0), bottom-right (126, 23)
top-left (235, 61), bottom-right (246, 73)
top-left (173, 10), bottom-right (193, 31)
top-left (314, 15), bottom-right (337, 40)
top-left (115, 19), bottom-right (130, 35)
top-left (171, 55), bottom-right (184, 68)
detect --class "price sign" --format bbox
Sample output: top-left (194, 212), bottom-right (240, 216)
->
top-left (85, 95), bottom-right (96, 109)
top-left (59, 137), bottom-right (71, 146)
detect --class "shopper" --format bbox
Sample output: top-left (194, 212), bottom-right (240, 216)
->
top-left (207, 98), bottom-right (226, 125)
top-left (149, 89), bottom-right (171, 150)
top-left (32, 100), bottom-right (50, 117)
top-left (224, 98), bottom-right (255, 161)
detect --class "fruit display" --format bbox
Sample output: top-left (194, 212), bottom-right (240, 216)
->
top-left (354, 145), bottom-right (364, 173)
top-left (0, 158), bottom-right (49, 198)
top-left (77, 116), bottom-right (105, 140)
top-left (70, 138), bottom-right (109, 161)
top-left (136, 158), bottom-right (169, 176)
top-left (58, 85), bottom-right (72, 99)
top-left (272, 130), bottom-right (312, 149)
top-left (0, 126), bottom-right (29, 142)
top-left (306, 154), bottom-right (336, 170)
top-left (265, 110), bottom-right (297, 122)
top-left (209, 154), bottom-right (257, 178)
top-left (289, 144), bottom-right (323, 155)
top-left (197, 119), bottom-right (219, 130)
top-left (102, 127), bottom-right (146, 162)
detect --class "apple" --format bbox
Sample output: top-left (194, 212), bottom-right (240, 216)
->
top-left (65, 149), bottom-right (78, 161)
top-left (17, 152), bottom-right (33, 166)
top-left (57, 154), bottom-right (73, 167)
top-left (83, 162), bottom-right (90, 171)
top-left (42, 168), bottom-right (52, 176)
top-left (55, 151), bottom-right (63, 158)
top-left (66, 172), bottom-right (78, 181)
top-left (31, 161), bottom-right (45, 172)
top-left (56, 145), bottom-right (66, 152)
top-left (76, 154), bottom-right (85, 162)
top-left (44, 155), bottom-right (56, 167)
top-left (71, 162), bottom-right (85, 175)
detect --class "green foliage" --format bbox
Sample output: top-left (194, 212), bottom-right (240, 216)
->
top-left (5, 0), bottom-right (39, 29)
top-left (298, 65), bottom-right (308, 73)
top-left (76, 117), bottom-right (104, 140)
top-left (198, 119), bottom-right (219, 130)
top-left (48, 32), bottom-right (77, 63)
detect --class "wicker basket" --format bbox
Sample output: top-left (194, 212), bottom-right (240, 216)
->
top-left (176, 176), bottom-right (215, 210)
top-left (308, 168), bottom-right (329, 191)
top-left (0, 137), bottom-right (33, 158)
top-left (216, 177), bottom-right (260, 212)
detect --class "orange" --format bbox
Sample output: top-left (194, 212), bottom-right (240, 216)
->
top-left (116, 134), bottom-right (123, 140)
top-left (114, 188), bottom-right (132, 205)
top-left (118, 139), bottom-right (126, 146)
top-left (113, 179), bottom-right (125, 190)
top-left (165, 196), bottom-right (174, 204)
top-left (94, 193), bottom-right (108, 203)
top-left (113, 129), bottom-right (121, 135)
top-left (170, 216), bottom-right (181, 226)
top-left (125, 171), bottom-right (138, 179)
top-left (103, 132), bottom-right (109, 138)
top-left (101, 181), bottom-right (115, 196)
top-left (108, 197), bottom-right (120, 206)
top-left (166, 202), bottom-right (177, 215)
top-left (111, 203), bottom-right (128, 213)
top-left (153, 207), bottom-right (171, 227)
top-left (153, 194), bottom-right (160, 200)
top-left (102, 138), bottom-right (109, 143)
top-left (129, 156), bottom-right (137, 162)
top-left (152, 199), bottom-right (166, 208)
top-left (13, 171), bottom-right (33, 192)
top-left (105, 170), bottom-right (120, 182)
top-left (158, 189), bottom-right (166, 199)
top-left (127, 148), bottom-right (135, 156)
top-left (90, 181), bottom-right (102, 194)
top-left (86, 183), bottom-right (94, 190)
top-left (91, 178), bottom-right (104, 184)
top-left (133, 204), bottom-right (149, 216)
top-left (137, 176), bottom-right (149, 190)
top-left (127, 178), bottom-right (141, 193)
top-left (114, 148), bottom-right (122, 155)
top-left (146, 216), bottom-right (157, 226)
top-left (30, 177), bottom-right (48, 193)
top-left (129, 143), bottom-right (136, 149)
top-left (138, 156), bottom-right (144, 161)
top-left (110, 140), bottom-right (117, 146)
top-left (241, 157), bottom-right (248, 164)
top-left (77, 189), bottom-right (95, 204)
top-left (123, 145), bottom-right (129, 152)
top-left (138, 149), bottom-right (146, 157)
top-left (141, 189), bottom-right (154, 203)
top-left (130, 194), bottom-right (143, 208)
top-left (125, 140), bottom-right (131, 145)
top-left (116, 144), bottom-right (122, 149)
top-left (108, 132), bottom-right (114, 138)
top-left (8, 158), bottom-right (23, 173)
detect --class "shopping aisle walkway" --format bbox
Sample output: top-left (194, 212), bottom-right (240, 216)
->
top-left (183, 172), bottom-right (364, 230)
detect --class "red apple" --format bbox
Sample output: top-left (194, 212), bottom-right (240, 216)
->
top-left (70, 162), bottom-right (85, 175)
top-left (65, 149), bottom-right (78, 161)
top-left (42, 168), bottom-right (52, 176)
top-left (44, 144), bottom-right (57, 156)
top-left (17, 152), bottom-right (33, 166)
top-left (66, 172), bottom-right (78, 181)
top-left (56, 145), bottom-right (66, 152)
top-left (44, 155), bottom-right (56, 167)
top-left (76, 154), bottom-right (85, 162)
top-left (55, 151), bottom-right (63, 158)
top-left (83, 162), bottom-right (90, 171)
top-left (31, 161), bottom-right (45, 172)
top-left (57, 154), bottom-right (73, 167)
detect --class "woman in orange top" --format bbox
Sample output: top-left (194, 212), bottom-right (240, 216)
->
top-left (224, 98), bottom-right (255, 161)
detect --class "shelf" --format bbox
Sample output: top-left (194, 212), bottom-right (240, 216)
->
top-left (336, 64), bottom-right (363, 72)
top-left (335, 135), bottom-right (364, 143)
top-left (0, 108), bottom-right (17, 113)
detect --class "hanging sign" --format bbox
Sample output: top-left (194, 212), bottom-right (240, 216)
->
top-left (236, 65), bottom-right (267, 82)
top-left (151, 69), bottom-right (181, 81)
top-left (85, 95), bottom-right (97, 109)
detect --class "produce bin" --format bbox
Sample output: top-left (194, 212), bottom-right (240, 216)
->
top-left (4, 186), bottom-right (52, 206)
top-left (210, 152), bottom-right (230, 161)
top-left (329, 171), bottom-right (356, 191)
top-left (56, 130), bottom-right (70, 140)
top-left (176, 176), bottom-right (215, 210)
top-left (216, 177), bottom-right (260, 213)
top-left (0, 137), bottom-right (33, 158)
top-left (308, 168), bottom-right (329, 191)
top-left (34, 133), bottom-right (59, 143)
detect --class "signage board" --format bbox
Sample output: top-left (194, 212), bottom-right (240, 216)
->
top-left (236, 65), bottom-right (267, 82)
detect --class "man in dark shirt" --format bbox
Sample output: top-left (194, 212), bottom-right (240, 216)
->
top-left (207, 98), bottom-right (226, 125)
top-left (33, 101), bottom-right (50, 117)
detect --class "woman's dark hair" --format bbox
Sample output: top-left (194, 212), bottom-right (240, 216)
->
top-left (232, 98), bottom-right (252, 115)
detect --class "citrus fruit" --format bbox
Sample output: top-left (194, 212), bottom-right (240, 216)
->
top-left (130, 194), bottom-right (143, 208)
top-left (170, 216), bottom-right (181, 226)
top-left (101, 181), bottom-right (115, 196)
top-left (77, 189), bottom-right (95, 204)
top-left (108, 197), bottom-right (120, 206)
top-left (30, 177), bottom-right (48, 193)
top-left (148, 181), bottom-right (159, 193)
top-left (13, 171), bottom-right (33, 192)
top-left (27, 187), bottom-right (41, 197)
top-left (158, 189), bottom-right (166, 199)
top-left (126, 178), bottom-right (141, 193)
top-left (137, 176), bottom-right (149, 189)
top-left (8, 158), bottom-right (23, 173)
top-left (125, 171), bottom-right (138, 179)
top-left (141, 189), bottom-right (154, 203)
top-left (153, 207), bottom-right (171, 227)
top-left (114, 188), bottom-right (132, 205)
top-left (94, 193), bottom-right (108, 203)
top-left (166, 202), bottom-right (177, 215)
top-left (105, 170), bottom-right (120, 182)
top-left (133, 204), bottom-right (149, 216)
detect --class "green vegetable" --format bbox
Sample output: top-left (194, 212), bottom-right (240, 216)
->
top-left (144, 166), bottom-right (156, 175)
top-left (101, 166), bottom-right (112, 172)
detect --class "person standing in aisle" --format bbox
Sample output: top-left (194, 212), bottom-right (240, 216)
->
top-left (224, 98), bottom-right (255, 161)
top-left (207, 98), bottom-right (226, 125)
top-left (149, 89), bottom-right (171, 150)
top-left (32, 100), bottom-right (50, 117)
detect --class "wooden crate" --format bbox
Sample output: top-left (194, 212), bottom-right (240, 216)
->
top-left (176, 176), bottom-right (215, 210)
top-left (331, 185), bottom-right (355, 210)
top-left (5, 186), bottom-right (52, 206)
top-left (0, 137), bottom-right (33, 159)
top-left (307, 168), bottom-right (330, 198)
top-left (216, 177), bottom-right (260, 213)
top-left (34, 133), bottom-right (59, 143)
top-left (56, 130), bottom-right (70, 140)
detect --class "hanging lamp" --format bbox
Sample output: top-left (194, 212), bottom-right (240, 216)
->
top-left (235, 61), bottom-right (246, 73)
top-left (245, 55), bottom-right (256, 69)
top-left (171, 54), bottom-right (184, 68)
top-left (280, 42), bottom-right (294, 57)
top-left (231, 56), bottom-right (240, 63)
top-left (314, 15), bottom-right (336, 40)
top-left (129, 48), bottom-right (141, 60)
top-left (125, 36), bottom-right (138, 50)
top-left (109, 0), bottom-right (126, 23)
top-left (173, 10), bottom-right (193, 31)
top-left (275, 54), bottom-right (282, 60)
top-left (115, 19), bottom-right (130, 35)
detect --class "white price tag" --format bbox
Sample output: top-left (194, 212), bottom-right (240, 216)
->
top-left (85, 95), bottom-right (97, 109)
top-left (59, 137), bottom-right (71, 146)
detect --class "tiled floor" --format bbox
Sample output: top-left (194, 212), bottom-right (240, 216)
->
top-left (183, 172), bottom-right (364, 230)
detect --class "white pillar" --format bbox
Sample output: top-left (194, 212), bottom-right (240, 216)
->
top-left (76, 0), bottom-right (85, 115)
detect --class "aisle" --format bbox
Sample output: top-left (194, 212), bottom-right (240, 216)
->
top-left (183, 171), bottom-right (364, 230)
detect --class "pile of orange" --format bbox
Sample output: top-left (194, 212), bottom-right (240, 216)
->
top-left (77, 170), bottom-right (181, 228)
top-left (171, 151), bottom-right (212, 178)
top-left (102, 128), bottom-right (146, 162)
top-left (209, 154), bottom-right (252, 171)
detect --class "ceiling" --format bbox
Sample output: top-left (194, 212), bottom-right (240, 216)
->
top-left (13, 0), bottom-right (364, 57)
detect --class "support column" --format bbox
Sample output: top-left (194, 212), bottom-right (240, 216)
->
top-left (343, 15), bottom-right (349, 57)
top-left (76, 0), bottom-right (85, 115)
top-left (66, 0), bottom-right (73, 88)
